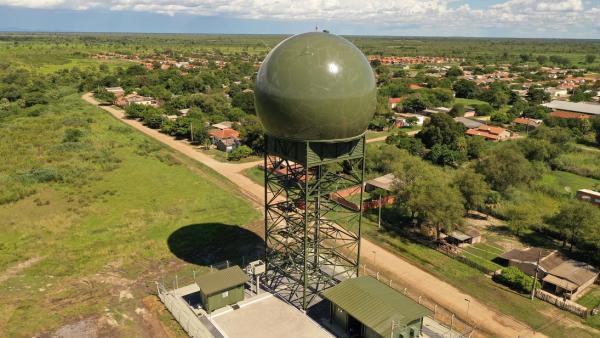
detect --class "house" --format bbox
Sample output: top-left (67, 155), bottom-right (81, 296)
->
top-left (498, 248), bottom-right (599, 299)
top-left (549, 111), bottom-right (591, 120)
top-left (463, 106), bottom-right (477, 118)
top-left (454, 117), bottom-right (484, 129)
top-left (395, 113), bottom-right (426, 126)
top-left (365, 173), bottom-right (397, 193)
top-left (388, 97), bottom-right (402, 109)
top-left (444, 228), bottom-right (482, 247)
top-left (116, 93), bottom-right (158, 107)
top-left (465, 125), bottom-right (511, 141)
top-left (195, 266), bottom-right (249, 313)
top-left (178, 108), bottom-right (190, 116)
top-left (105, 86), bottom-right (124, 98)
top-left (211, 121), bottom-right (235, 130)
top-left (321, 276), bottom-right (432, 338)
top-left (543, 100), bottom-right (600, 117)
top-left (545, 87), bottom-right (569, 98)
top-left (208, 128), bottom-right (240, 152)
top-left (576, 189), bottom-right (600, 207)
top-left (512, 117), bottom-right (542, 128)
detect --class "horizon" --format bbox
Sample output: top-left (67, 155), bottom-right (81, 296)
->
top-left (1, 1), bottom-right (600, 39)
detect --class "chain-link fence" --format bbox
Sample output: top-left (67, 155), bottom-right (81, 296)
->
top-left (360, 263), bottom-right (475, 338)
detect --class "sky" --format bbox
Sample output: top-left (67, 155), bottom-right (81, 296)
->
top-left (0, 0), bottom-right (599, 38)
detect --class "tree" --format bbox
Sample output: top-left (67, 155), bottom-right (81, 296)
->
top-left (536, 55), bottom-right (548, 65)
top-left (466, 136), bottom-right (487, 159)
top-left (446, 66), bottom-right (463, 77)
top-left (452, 79), bottom-right (478, 99)
top-left (416, 113), bottom-right (466, 149)
top-left (231, 91), bottom-right (255, 114)
top-left (386, 131), bottom-right (426, 157)
top-left (401, 95), bottom-right (427, 113)
top-left (585, 54), bottom-right (596, 64)
top-left (94, 88), bottom-right (116, 103)
top-left (475, 145), bottom-right (537, 192)
top-left (592, 116), bottom-right (600, 145)
top-left (239, 115), bottom-right (264, 154)
top-left (526, 87), bottom-right (550, 104)
top-left (548, 201), bottom-right (600, 251)
top-left (427, 144), bottom-right (465, 167)
top-left (472, 103), bottom-right (493, 116)
top-left (454, 169), bottom-right (491, 213)
top-left (448, 103), bottom-right (465, 117)
top-left (393, 162), bottom-right (464, 240)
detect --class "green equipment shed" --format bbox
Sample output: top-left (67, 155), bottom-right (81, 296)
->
top-left (196, 266), bottom-right (249, 313)
top-left (321, 276), bottom-right (432, 338)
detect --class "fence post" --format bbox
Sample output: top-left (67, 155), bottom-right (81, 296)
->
top-left (389, 280), bottom-right (392, 287)
top-left (418, 296), bottom-right (422, 304)
top-left (376, 272), bottom-right (380, 280)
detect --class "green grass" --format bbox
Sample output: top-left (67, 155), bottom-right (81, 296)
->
top-left (553, 150), bottom-right (600, 180)
top-left (366, 126), bottom-right (421, 140)
top-left (0, 91), bottom-right (261, 337)
top-left (578, 285), bottom-right (600, 330)
top-left (455, 98), bottom-right (488, 107)
top-left (538, 171), bottom-right (600, 195)
top-left (244, 166), bottom-right (265, 186)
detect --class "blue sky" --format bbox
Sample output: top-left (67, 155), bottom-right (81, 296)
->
top-left (0, 0), bottom-right (599, 38)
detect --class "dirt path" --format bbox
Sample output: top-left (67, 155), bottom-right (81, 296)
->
top-left (83, 93), bottom-right (545, 338)
top-left (0, 256), bottom-right (43, 284)
top-left (366, 130), bottom-right (419, 143)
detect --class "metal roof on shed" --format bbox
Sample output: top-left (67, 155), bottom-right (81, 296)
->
top-left (321, 276), bottom-right (431, 337)
top-left (543, 100), bottom-right (600, 115)
top-left (196, 266), bottom-right (249, 296)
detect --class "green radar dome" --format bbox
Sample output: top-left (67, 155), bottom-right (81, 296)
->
top-left (255, 32), bottom-right (377, 141)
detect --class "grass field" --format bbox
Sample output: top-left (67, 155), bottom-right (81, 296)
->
top-left (577, 285), bottom-right (600, 330)
top-left (244, 167), bottom-right (265, 186)
top-left (552, 149), bottom-right (600, 180)
top-left (0, 91), bottom-right (261, 337)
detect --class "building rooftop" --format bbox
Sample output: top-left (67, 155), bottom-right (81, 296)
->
top-left (208, 128), bottom-right (240, 140)
top-left (543, 100), bottom-right (600, 115)
top-left (321, 276), bottom-right (431, 337)
top-left (195, 266), bottom-right (249, 296)
top-left (550, 111), bottom-right (592, 120)
top-left (365, 173), bottom-right (396, 192)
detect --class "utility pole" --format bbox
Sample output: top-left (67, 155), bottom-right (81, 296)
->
top-left (378, 197), bottom-right (382, 230)
top-left (531, 250), bottom-right (542, 300)
top-left (190, 122), bottom-right (194, 143)
top-left (465, 298), bottom-right (471, 320)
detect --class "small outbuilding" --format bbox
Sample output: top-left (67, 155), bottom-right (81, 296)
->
top-left (196, 266), bottom-right (249, 313)
top-left (321, 276), bottom-right (431, 338)
top-left (445, 228), bottom-right (482, 247)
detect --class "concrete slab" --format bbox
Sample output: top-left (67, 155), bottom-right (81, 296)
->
top-left (211, 294), bottom-right (333, 338)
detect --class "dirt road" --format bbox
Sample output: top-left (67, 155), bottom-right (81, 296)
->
top-left (83, 93), bottom-right (545, 338)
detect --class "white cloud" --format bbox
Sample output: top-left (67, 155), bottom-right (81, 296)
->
top-left (0, 0), bottom-right (597, 36)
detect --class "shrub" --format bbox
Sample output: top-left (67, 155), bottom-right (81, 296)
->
top-left (227, 145), bottom-right (253, 161)
top-left (63, 128), bottom-right (84, 142)
top-left (493, 266), bottom-right (540, 294)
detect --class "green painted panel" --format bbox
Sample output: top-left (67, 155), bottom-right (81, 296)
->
top-left (256, 32), bottom-right (376, 141)
top-left (204, 285), bottom-right (245, 313)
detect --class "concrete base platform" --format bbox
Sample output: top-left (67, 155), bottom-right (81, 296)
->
top-left (211, 294), bottom-right (333, 338)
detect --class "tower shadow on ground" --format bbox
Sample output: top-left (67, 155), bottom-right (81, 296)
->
top-left (167, 223), bottom-right (264, 266)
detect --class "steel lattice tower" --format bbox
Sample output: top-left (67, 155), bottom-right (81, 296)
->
top-left (263, 136), bottom-right (366, 309)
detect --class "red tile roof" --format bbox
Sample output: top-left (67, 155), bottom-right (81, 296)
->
top-left (388, 97), bottom-right (403, 104)
top-left (208, 128), bottom-right (239, 139)
top-left (550, 111), bottom-right (591, 120)
top-left (512, 117), bottom-right (541, 126)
